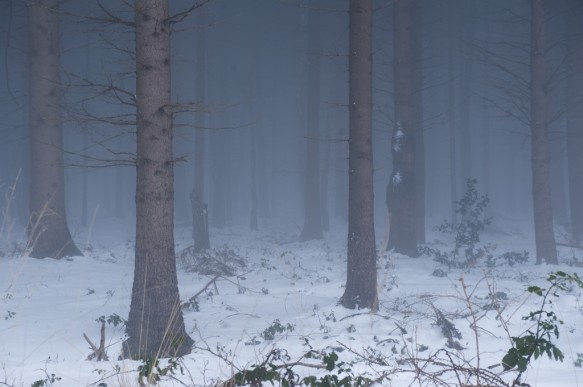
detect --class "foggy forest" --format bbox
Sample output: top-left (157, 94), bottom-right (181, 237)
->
top-left (0, 0), bottom-right (583, 386)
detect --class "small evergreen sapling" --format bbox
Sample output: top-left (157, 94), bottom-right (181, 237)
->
top-left (422, 178), bottom-right (529, 268)
top-left (422, 179), bottom-right (492, 268)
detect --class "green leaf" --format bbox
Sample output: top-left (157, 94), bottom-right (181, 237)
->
top-left (527, 286), bottom-right (544, 296)
top-left (502, 348), bottom-right (519, 371)
top-left (323, 352), bottom-right (339, 371)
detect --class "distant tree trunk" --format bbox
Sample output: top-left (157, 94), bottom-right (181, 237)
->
top-left (211, 130), bottom-right (227, 228)
top-left (320, 112), bottom-right (332, 232)
top-left (387, 0), bottom-right (418, 257)
top-left (269, 89), bottom-right (278, 217)
top-left (412, 0), bottom-right (425, 243)
top-left (566, 0), bottom-right (583, 242)
top-left (459, 0), bottom-right (475, 184)
top-left (250, 124), bottom-right (259, 231)
top-left (340, 0), bottom-right (378, 311)
top-left (249, 62), bottom-right (260, 231)
top-left (549, 130), bottom-right (567, 227)
top-left (27, 0), bottom-right (82, 259)
top-left (123, 0), bottom-right (193, 359)
top-left (115, 150), bottom-right (124, 219)
top-left (447, 1), bottom-right (458, 225)
top-left (255, 91), bottom-right (270, 220)
top-left (81, 24), bottom-right (91, 228)
top-left (300, 8), bottom-right (323, 241)
top-left (530, 0), bottom-right (557, 265)
top-left (192, 14), bottom-right (210, 252)
top-left (481, 11), bottom-right (492, 216)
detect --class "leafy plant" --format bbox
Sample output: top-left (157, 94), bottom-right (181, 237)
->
top-left (31, 370), bottom-right (61, 387)
top-left (181, 295), bottom-right (200, 312)
top-left (137, 356), bottom-right (184, 386)
top-left (495, 250), bottom-right (530, 267)
top-left (261, 319), bottom-right (295, 341)
top-left (95, 313), bottom-right (126, 328)
top-left (502, 271), bottom-right (583, 385)
top-left (230, 344), bottom-right (375, 387)
top-left (575, 353), bottom-right (583, 368)
top-left (422, 179), bottom-right (530, 269)
top-left (421, 179), bottom-right (492, 268)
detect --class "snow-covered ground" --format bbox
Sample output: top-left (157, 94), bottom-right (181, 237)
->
top-left (1, 216), bottom-right (582, 386)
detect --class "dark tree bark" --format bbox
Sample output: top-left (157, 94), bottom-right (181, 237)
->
top-left (447, 0), bottom-right (458, 225)
top-left (459, 0), bottom-right (476, 185)
top-left (530, 0), bottom-right (557, 264)
top-left (566, 0), bottom-right (583, 242)
top-left (412, 0), bottom-right (425, 243)
top-left (481, 8), bottom-right (493, 216)
top-left (340, 0), bottom-right (378, 311)
top-left (387, 0), bottom-right (419, 257)
top-left (27, 0), bottom-right (82, 259)
top-left (334, 124), bottom-right (348, 221)
top-left (192, 13), bottom-right (210, 252)
top-left (248, 58), bottom-right (261, 231)
top-left (210, 129), bottom-right (227, 228)
top-left (320, 113), bottom-right (332, 232)
top-left (250, 123), bottom-right (259, 231)
top-left (300, 8), bottom-right (323, 241)
top-left (123, 0), bottom-right (193, 359)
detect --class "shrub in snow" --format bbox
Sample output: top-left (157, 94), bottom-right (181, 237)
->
top-left (422, 178), bottom-right (530, 269)
top-left (179, 245), bottom-right (247, 276)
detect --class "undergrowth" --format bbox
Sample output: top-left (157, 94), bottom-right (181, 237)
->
top-left (422, 179), bottom-right (529, 269)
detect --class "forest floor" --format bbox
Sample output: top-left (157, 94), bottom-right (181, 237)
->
top-left (0, 214), bottom-right (582, 386)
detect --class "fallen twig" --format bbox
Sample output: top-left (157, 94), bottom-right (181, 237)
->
top-left (84, 321), bottom-right (108, 361)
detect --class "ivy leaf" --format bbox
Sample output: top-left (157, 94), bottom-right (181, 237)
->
top-left (323, 352), bottom-right (339, 371)
top-left (502, 348), bottom-right (519, 371)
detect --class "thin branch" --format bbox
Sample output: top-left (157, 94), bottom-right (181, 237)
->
top-left (166, 0), bottom-right (211, 26)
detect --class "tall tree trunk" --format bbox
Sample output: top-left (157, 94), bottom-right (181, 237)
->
top-left (192, 13), bottom-right (210, 251)
top-left (321, 111), bottom-right (332, 232)
top-left (254, 85), bottom-right (270, 220)
top-left (300, 8), bottom-right (323, 241)
top-left (27, 0), bottom-right (81, 259)
top-left (115, 145), bottom-right (124, 219)
top-left (459, 0), bottom-right (475, 184)
top-left (250, 123), bottom-right (259, 231)
top-left (334, 125), bottom-right (348, 221)
top-left (249, 62), bottom-right (260, 231)
top-left (123, 0), bottom-right (193, 359)
top-left (447, 1), bottom-right (458, 225)
top-left (269, 88), bottom-right (278, 217)
top-left (530, 0), bottom-right (557, 264)
top-left (387, 0), bottom-right (418, 257)
top-left (340, 0), bottom-right (378, 311)
top-left (481, 5), bottom-right (492, 216)
top-left (549, 129), bottom-right (567, 227)
top-left (566, 0), bottom-right (583, 242)
top-left (412, 0), bottom-right (425, 243)
top-left (81, 19), bottom-right (92, 228)
top-left (211, 129), bottom-right (227, 228)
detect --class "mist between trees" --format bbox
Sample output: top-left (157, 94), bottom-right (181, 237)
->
top-left (0, 0), bottom-right (582, 359)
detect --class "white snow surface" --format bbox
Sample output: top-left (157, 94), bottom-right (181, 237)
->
top-left (1, 217), bottom-right (582, 386)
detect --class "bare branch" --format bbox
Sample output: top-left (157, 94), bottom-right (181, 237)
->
top-left (166, 0), bottom-right (211, 26)
top-left (59, 1), bottom-right (134, 27)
